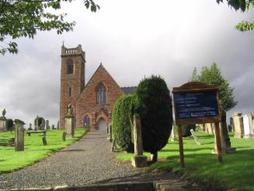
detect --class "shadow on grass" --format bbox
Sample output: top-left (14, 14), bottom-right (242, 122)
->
top-left (154, 149), bottom-right (254, 191)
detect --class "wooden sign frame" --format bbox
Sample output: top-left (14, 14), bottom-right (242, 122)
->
top-left (172, 82), bottom-right (223, 167)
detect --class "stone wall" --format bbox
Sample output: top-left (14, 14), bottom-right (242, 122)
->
top-left (75, 64), bottom-right (123, 129)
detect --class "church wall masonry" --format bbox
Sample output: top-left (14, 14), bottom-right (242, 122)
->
top-left (60, 45), bottom-right (124, 130)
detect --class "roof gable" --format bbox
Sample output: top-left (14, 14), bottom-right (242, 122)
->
top-left (77, 64), bottom-right (123, 101)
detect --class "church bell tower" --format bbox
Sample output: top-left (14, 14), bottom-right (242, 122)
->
top-left (60, 44), bottom-right (85, 128)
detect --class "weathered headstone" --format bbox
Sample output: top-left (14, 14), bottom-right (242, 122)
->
top-left (205, 123), bottom-right (214, 135)
top-left (233, 112), bottom-right (244, 138)
top-left (65, 104), bottom-right (75, 137)
top-left (0, 109), bottom-right (7, 131)
top-left (57, 121), bottom-right (60, 129)
top-left (190, 129), bottom-right (201, 145)
top-left (34, 116), bottom-right (39, 130)
top-left (52, 124), bottom-right (55, 129)
top-left (28, 123), bottom-right (32, 130)
top-left (243, 114), bottom-right (252, 138)
top-left (218, 109), bottom-right (236, 153)
top-left (249, 113), bottom-right (254, 136)
top-left (131, 114), bottom-right (147, 168)
top-left (46, 120), bottom-right (50, 130)
top-left (39, 118), bottom-right (45, 130)
top-left (15, 119), bottom-right (25, 151)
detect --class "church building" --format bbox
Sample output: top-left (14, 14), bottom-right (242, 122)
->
top-left (60, 45), bottom-right (135, 130)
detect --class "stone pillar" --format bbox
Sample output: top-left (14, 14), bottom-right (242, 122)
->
top-left (233, 112), bottom-right (244, 138)
top-left (65, 104), bottom-right (75, 137)
top-left (131, 114), bottom-right (147, 168)
top-left (15, 119), bottom-right (25, 151)
top-left (65, 117), bottom-right (75, 137)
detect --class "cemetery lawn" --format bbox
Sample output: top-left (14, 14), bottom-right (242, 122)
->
top-left (0, 128), bottom-right (86, 173)
top-left (116, 132), bottom-right (254, 191)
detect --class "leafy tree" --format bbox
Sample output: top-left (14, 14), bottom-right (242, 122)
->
top-left (217, 0), bottom-right (254, 31)
top-left (191, 63), bottom-right (237, 111)
top-left (136, 76), bottom-right (173, 162)
top-left (0, 0), bottom-right (99, 55)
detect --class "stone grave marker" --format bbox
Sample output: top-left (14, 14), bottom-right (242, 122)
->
top-left (0, 109), bottom-right (7, 131)
top-left (233, 112), bottom-right (244, 138)
top-left (131, 114), bottom-right (147, 168)
top-left (46, 120), bottom-right (50, 130)
top-left (65, 104), bottom-right (75, 137)
top-left (15, 119), bottom-right (25, 151)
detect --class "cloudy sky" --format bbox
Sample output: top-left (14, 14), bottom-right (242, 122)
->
top-left (0, 0), bottom-right (253, 126)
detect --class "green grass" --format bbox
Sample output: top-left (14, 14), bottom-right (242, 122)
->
top-left (116, 132), bottom-right (254, 191)
top-left (0, 128), bottom-right (86, 173)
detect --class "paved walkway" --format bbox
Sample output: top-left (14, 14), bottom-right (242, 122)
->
top-left (0, 130), bottom-right (202, 190)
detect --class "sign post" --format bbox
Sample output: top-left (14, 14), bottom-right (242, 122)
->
top-left (173, 82), bottom-right (222, 167)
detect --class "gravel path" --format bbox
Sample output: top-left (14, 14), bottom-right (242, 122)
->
top-left (0, 130), bottom-right (178, 190)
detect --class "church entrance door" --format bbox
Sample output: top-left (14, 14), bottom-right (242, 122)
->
top-left (97, 118), bottom-right (107, 132)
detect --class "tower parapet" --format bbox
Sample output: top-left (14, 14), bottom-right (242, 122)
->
top-left (61, 44), bottom-right (85, 59)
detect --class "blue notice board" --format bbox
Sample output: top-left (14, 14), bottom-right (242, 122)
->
top-left (174, 91), bottom-right (219, 120)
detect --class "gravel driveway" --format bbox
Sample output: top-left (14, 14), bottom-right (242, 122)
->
top-left (0, 130), bottom-right (177, 190)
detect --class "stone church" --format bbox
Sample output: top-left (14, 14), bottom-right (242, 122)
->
top-left (60, 45), bottom-right (136, 130)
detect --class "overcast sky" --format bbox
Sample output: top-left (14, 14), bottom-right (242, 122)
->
top-left (0, 0), bottom-right (253, 126)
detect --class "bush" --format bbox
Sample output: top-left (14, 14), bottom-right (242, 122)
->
top-left (112, 95), bottom-right (137, 152)
top-left (136, 76), bottom-right (173, 157)
top-left (6, 119), bottom-right (14, 131)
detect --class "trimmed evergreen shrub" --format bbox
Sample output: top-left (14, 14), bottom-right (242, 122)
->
top-left (112, 94), bottom-right (137, 152)
top-left (136, 76), bottom-right (173, 157)
top-left (6, 119), bottom-right (14, 131)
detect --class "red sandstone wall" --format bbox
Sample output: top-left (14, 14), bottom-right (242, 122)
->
top-left (75, 65), bottom-right (123, 129)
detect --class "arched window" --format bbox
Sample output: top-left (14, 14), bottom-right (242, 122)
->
top-left (83, 115), bottom-right (90, 128)
top-left (66, 59), bottom-right (73, 74)
top-left (96, 83), bottom-right (106, 105)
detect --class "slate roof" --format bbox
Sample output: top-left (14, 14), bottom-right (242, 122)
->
top-left (121, 86), bottom-right (137, 94)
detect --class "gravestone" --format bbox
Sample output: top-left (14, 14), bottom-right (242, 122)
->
top-left (233, 112), bottom-right (244, 138)
top-left (65, 104), bottom-right (75, 137)
top-left (28, 123), bottom-right (33, 130)
top-left (190, 129), bottom-right (201, 145)
top-left (52, 124), bottom-right (55, 130)
top-left (243, 114), bottom-right (252, 138)
top-left (0, 109), bottom-right (7, 131)
top-left (57, 121), bottom-right (60, 129)
top-left (249, 113), bottom-right (254, 136)
top-left (15, 119), bottom-right (25, 151)
top-left (46, 120), bottom-right (50, 130)
top-left (131, 114), bottom-right (147, 168)
top-left (34, 116), bottom-right (39, 130)
top-left (205, 123), bottom-right (214, 135)
top-left (218, 109), bottom-right (236, 153)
